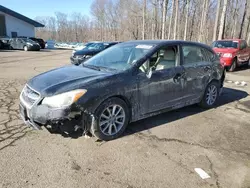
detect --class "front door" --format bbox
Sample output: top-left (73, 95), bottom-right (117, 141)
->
top-left (137, 44), bottom-right (187, 114)
top-left (16, 38), bottom-right (24, 49)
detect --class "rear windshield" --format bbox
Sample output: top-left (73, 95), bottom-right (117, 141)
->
top-left (212, 41), bottom-right (238, 49)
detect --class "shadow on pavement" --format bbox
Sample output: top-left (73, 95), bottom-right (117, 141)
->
top-left (124, 87), bottom-right (248, 136)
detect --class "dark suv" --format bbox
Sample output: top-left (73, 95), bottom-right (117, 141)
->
top-left (0, 36), bottom-right (11, 49)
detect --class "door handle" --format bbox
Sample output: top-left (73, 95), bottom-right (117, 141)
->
top-left (204, 66), bottom-right (211, 72)
top-left (173, 72), bottom-right (185, 83)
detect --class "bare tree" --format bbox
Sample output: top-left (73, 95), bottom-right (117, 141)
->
top-left (218, 0), bottom-right (228, 40)
top-left (168, 0), bottom-right (174, 39)
top-left (239, 0), bottom-right (247, 39)
top-left (142, 0), bottom-right (147, 40)
top-left (173, 0), bottom-right (179, 39)
top-left (161, 0), bottom-right (168, 39)
top-left (213, 0), bottom-right (221, 41)
top-left (183, 0), bottom-right (190, 40)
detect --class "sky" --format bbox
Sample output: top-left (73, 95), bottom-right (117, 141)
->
top-left (1, 0), bottom-right (92, 19)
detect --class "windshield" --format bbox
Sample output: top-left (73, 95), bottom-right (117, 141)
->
top-left (83, 43), bottom-right (154, 71)
top-left (86, 43), bottom-right (107, 50)
top-left (22, 38), bottom-right (36, 43)
top-left (212, 41), bottom-right (238, 49)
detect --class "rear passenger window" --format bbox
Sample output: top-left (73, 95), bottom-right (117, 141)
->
top-left (182, 46), bottom-right (206, 64)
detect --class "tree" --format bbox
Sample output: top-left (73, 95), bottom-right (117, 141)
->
top-left (239, 0), bottom-right (247, 39)
top-left (142, 0), bottom-right (147, 40)
top-left (173, 0), bottom-right (179, 39)
top-left (218, 0), bottom-right (228, 40)
top-left (213, 0), bottom-right (221, 41)
top-left (168, 0), bottom-right (175, 39)
top-left (161, 0), bottom-right (168, 39)
top-left (183, 0), bottom-right (190, 40)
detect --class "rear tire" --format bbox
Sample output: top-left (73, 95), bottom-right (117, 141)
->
top-left (199, 81), bottom-right (220, 109)
top-left (91, 97), bottom-right (130, 141)
top-left (229, 59), bottom-right (237, 72)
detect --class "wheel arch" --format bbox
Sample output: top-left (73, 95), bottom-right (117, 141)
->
top-left (95, 95), bottom-right (132, 121)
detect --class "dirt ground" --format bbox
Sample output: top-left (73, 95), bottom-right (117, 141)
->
top-left (0, 49), bottom-right (249, 188)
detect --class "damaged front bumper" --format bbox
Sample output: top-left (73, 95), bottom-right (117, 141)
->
top-left (19, 101), bottom-right (92, 134)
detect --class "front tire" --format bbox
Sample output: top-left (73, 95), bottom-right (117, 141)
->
top-left (24, 46), bottom-right (28, 51)
top-left (91, 97), bottom-right (129, 141)
top-left (229, 59), bottom-right (237, 72)
top-left (199, 81), bottom-right (220, 108)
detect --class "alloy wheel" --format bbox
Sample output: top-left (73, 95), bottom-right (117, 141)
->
top-left (99, 105), bottom-right (125, 136)
top-left (206, 85), bottom-right (217, 105)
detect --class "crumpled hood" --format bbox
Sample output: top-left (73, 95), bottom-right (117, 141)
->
top-left (27, 65), bottom-right (111, 96)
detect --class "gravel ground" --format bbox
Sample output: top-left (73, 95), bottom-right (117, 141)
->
top-left (0, 49), bottom-right (249, 188)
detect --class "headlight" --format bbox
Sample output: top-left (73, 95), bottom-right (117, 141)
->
top-left (85, 55), bottom-right (92, 58)
top-left (222, 53), bottom-right (232, 58)
top-left (42, 89), bottom-right (87, 108)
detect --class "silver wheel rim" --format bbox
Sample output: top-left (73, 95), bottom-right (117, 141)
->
top-left (24, 46), bottom-right (27, 51)
top-left (206, 85), bottom-right (217, 105)
top-left (99, 105), bottom-right (125, 136)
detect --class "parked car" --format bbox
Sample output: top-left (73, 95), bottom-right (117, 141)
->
top-left (46, 40), bottom-right (55, 49)
top-left (72, 41), bottom-right (100, 53)
top-left (212, 39), bottom-right (250, 71)
top-left (9, 38), bottom-right (40, 51)
top-left (19, 36), bottom-right (46, 49)
top-left (70, 42), bottom-right (119, 65)
top-left (19, 40), bottom-right (225, 141)
top-left (0, 36), bottom-right (11, 49)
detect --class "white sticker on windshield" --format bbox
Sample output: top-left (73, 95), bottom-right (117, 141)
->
top-left (136, 45), bottom-right (153, 49)
top-left (233, 41), bottom-right (239, 43)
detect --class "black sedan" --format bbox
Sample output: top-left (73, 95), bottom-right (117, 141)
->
top-left (70, 42), bottom-right (119, 65)
top-left (19, 40), bottom-right (225, 141)
top-left (9, 38), bottom-right (40, 51)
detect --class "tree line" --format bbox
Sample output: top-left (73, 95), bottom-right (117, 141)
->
top-left (35, 0), bottom-right (250, 44)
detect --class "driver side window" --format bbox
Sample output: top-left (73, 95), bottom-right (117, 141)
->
top-left (139, 45), bottom-right (178, 73)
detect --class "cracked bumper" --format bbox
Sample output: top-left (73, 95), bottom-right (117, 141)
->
top-left (19, 102), bottom-right (73, 129)
top-left (19, 102), bottom-right (92, 133)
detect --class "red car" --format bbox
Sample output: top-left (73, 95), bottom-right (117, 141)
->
top-left (212, 39), bottom-right (250, 71)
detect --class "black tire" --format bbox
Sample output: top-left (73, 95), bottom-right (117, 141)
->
top-left (24, 46), bottom-right (28, 51)
top-left (199, 81), bottom-right (220, 109)
top-left (229, 59), bottom-right (237, 72)
top-left (243, 59), bottom-right (249, 68)
top-left (91, 97), bottom-right (130, 141)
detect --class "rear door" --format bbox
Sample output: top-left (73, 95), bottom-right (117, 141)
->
top-left (180, 45), bottom-right (212, 100)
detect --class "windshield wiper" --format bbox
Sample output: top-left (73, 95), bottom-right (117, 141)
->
top-left (97, 66), bottom-right (117, 72)
top-left (82, 64), bottom-right (101, 71)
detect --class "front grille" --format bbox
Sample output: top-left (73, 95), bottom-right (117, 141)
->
top-left (21, 85), bottom-right (40, 107)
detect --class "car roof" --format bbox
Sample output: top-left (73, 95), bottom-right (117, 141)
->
top-left (122, 40), bottom-right (213, 51)
top-left (214, 39), bottom-right (242, 42)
